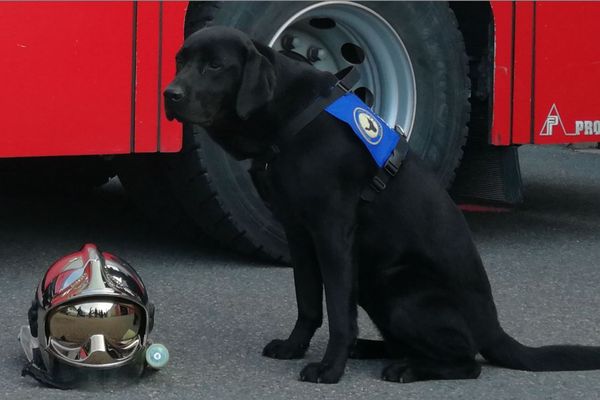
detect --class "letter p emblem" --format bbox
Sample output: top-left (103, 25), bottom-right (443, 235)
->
top-left (546, 115), bottom-right (558, 135)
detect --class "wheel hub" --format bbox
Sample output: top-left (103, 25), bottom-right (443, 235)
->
top-left (269, 1), bottom-right (417, 139)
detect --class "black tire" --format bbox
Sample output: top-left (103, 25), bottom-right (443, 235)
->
top-left (166, 123), bottom-right (289, 262)
top-left (136, 2), bottom-right (470, 263)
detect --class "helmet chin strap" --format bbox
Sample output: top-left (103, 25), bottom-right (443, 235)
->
top-left (22, 359), bottom-right (71, 390)
top-left (19, 325), bottom-right (72, 389)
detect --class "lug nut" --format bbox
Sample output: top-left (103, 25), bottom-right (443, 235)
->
top-left (307, 47), bottom-right (326, 62)
top-left (281, 34), bottom-right (301, 50)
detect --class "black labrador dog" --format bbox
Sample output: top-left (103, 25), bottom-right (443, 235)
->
top-left (164, 26), bottom-right (600, 383)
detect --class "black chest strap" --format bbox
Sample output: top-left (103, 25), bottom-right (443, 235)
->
top-left (360, 133), bottom-right (409, 202)
top-left (254, 66), bottom-right (361, 165)
top-left (278, 66), bottom-right (361, 142)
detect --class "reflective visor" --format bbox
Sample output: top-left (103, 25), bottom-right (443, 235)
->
top-left (46, 300), bottom-right (144, 366)
top-left (47, 301), bottom-right (142, 345)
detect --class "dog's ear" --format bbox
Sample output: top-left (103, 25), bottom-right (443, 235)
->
top-left (236, 40), bottom-right (276, 120)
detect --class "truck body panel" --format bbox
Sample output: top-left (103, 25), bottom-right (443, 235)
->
top-left (1, 1), bottom-right (598, 158)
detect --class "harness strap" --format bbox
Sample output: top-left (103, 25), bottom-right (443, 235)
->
top-left (278, 66), bottom-right (361, 142)
top-left (254, 67), bottom-right (361, 165)
top-left (360, 130), bottom-right (409, 202)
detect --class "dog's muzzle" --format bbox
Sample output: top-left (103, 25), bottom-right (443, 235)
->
top-left (163, 86), bottom-right (185, 121)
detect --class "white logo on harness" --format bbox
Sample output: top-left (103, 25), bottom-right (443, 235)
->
top-left (540, 104), bottom-right (600, 136)
top-left (353, 107), bottom-right (382, 145)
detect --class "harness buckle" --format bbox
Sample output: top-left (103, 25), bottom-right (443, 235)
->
top-left (334, 66), bottom-right (360, 94)
top-left (270, 144), bottom-right (280, 155)
top-left (384, 152), bottom-right (400, 176)
top-left (371, 176), bottom-right (386, 192)
top-left (337, 81), bottom-right (351, 94)
top-left (394, 124), bottom-right (407, 138)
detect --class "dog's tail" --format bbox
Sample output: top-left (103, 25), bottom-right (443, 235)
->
top-left (481, 329), bottom-right (600, 371)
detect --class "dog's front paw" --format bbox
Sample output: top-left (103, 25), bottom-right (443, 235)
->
top-left (299, 362), bottom-right (343, 384)
top-left (262, 339), bottom-right (308, 359)
top-left (381, 361), bottom-right (417, 383)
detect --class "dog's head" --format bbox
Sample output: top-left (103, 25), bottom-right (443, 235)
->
top-left (164, 26), bottom-right (276, 126)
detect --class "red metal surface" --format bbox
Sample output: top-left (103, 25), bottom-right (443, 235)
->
top-left (498, 1), bottom-right (600, 145)
top-left (0, 2), bottom-right (135, 157)
top-left (134, 2), bottom-right (161, 153)
top-left (134, 1), bottom-right (186, 153)
top-left (533, 2), bottom-right (600, 144)
top-left (0, 1), bottom-right (186, 157)
top-left (158, 1), bottom-right (187, 153)
top-left (511, 2), bottom-right (535, 145)
top-left (489, 2), bottom-right (514, 146)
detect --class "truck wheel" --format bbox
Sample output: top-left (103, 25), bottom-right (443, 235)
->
top-left (164, 2), bottom-right (470, 263)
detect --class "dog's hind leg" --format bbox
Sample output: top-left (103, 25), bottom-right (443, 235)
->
top-left (382, 357), bottom-right (481, 383)
top-left (379, 289), bottom-right (481, 382)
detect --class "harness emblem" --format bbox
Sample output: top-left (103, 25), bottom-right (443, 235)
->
top-left (353, 108), bottom-right (382, 145)
top-left (325, 92), bottom-right (401, 168)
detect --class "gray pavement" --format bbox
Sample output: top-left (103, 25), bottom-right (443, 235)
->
top-left (2, 145), bottom-right (600, 399)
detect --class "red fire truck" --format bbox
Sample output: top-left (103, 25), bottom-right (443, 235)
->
top-left (1, 2), bottom-right (597, 262)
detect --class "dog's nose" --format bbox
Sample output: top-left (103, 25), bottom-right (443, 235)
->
top-left (164, 86), bottom-right (185, 103)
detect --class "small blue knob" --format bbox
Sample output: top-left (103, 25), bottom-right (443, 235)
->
top-left (146, 343), bottom-right (169, 369)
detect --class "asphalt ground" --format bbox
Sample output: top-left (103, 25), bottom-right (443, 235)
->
top-left (1, 145), bottom-right (600, 399)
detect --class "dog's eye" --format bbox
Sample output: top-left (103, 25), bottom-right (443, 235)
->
top-left (175, 57), bottom-right (184, 72)
top-left (207, 62), bottom-right (222, 71)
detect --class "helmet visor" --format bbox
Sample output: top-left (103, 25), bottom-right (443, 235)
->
top-left (46, 300), bottom-right (144, 366)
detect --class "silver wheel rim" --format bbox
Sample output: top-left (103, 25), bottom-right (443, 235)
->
top-left (268, 1), bottom-right (417, 139)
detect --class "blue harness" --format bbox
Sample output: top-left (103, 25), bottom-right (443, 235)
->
top-left (257, 67), bottom-right (409, 202)
top-left (325, 93), bottom-right (400, 168)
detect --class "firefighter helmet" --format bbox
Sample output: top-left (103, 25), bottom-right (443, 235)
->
top-left (19, 244), bottom-right (157, 388)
